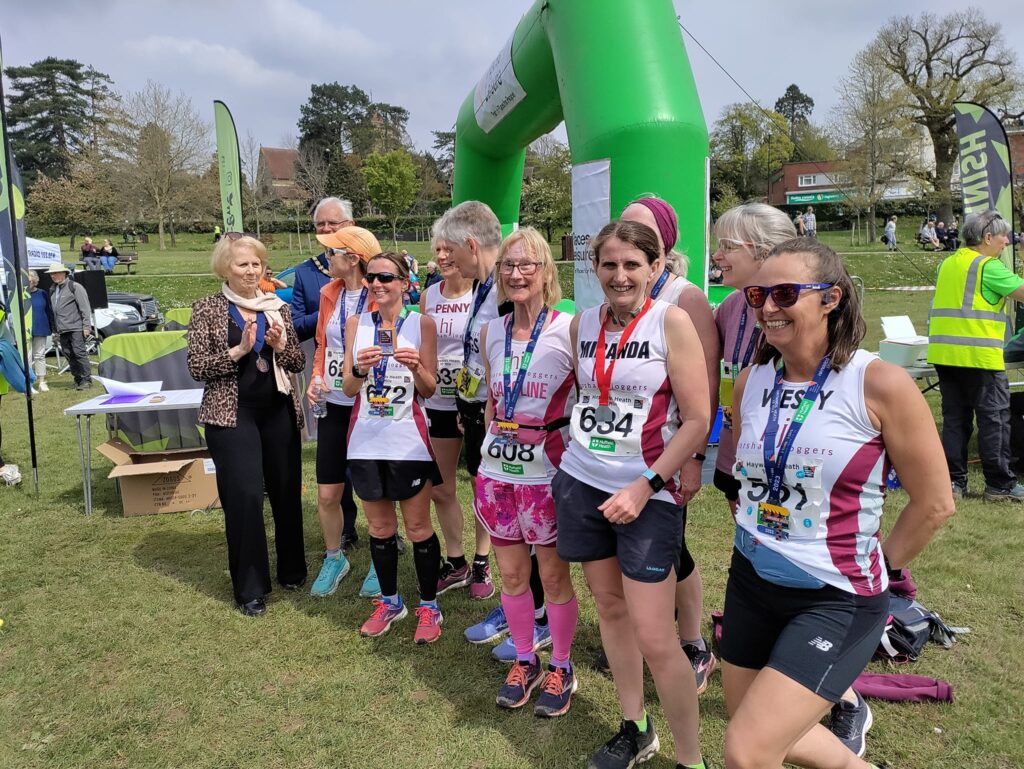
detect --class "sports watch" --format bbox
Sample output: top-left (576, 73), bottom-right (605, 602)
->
top-left (642, 469), bottom-right (665, 493)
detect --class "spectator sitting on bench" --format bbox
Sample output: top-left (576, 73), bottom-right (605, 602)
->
top-left (919, 220), bottom-right (942, 250)
top-left (99, 239), bottom-right (119, 274)
top-left (80, 237), bottom-right (102, 270)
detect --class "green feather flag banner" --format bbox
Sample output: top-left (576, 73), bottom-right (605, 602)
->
top-left (214, 100), bottom-right (244, 233)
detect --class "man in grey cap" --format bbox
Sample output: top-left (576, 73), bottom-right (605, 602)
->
top-left (46, 264), bottom-right (93, 390)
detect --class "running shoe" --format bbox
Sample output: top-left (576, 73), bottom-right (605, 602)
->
top-left (0, 464), bottom-right (22, 486)
top-left (38, 381), bottom-right (49, 392)
top-left (396, 533), bottom-right (407, 554)
top-left (436, 561), bottom-right (471, 594)
top-left (492, 623), bottom-right (552, 663)
top-left (983, 483), bottom-right (1024, 502)
top-left (827, 690), bottom-right (873, 758)
top-left (360, 599), bottom-right (407, 637)
top-left (341, 531), bottom-right (359, 552)
top-left (534, 663), bottom-right (578, 718)
top-left (593, 648), bottom-right (611, 674)
top-left (413, 604), bottom-right (443, 644)
top-left (682, 641), bottom-right (717, 695)
top-left (465, 604), bottom-right (509, 644)
top-left (588, 717), bottom-right (660, 769)
top-left (310, 554), bottom-right (351, 597)
top-left (495, 657), bottom-right (544, 709)
top-left (469, 561), bottom-right (495, 600)
top-left (359, 563), bottom-right (381, 598)
top-left (951, 482), bottom-right (966, 501)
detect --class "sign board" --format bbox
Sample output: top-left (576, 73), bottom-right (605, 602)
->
top-left (786, 191), bottom-right (845, 205)
top-left (474, 32), bottom-right (527, 134)
top-left (571, 158), bottom-right (610, 311)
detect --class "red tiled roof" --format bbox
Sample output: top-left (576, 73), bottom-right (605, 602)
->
top-left (260, 147), bottom-right (297, 181)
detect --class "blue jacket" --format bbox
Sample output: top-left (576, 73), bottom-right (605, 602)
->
top-left (30, 288), bottom-right (53, 337)
top-left (290, 253), bottom-right (332, 342)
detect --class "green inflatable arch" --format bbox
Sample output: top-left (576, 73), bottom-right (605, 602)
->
top-left (453, 0), bottom-right (708, 309)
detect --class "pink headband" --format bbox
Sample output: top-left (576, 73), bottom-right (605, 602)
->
top-left (631, 197), bottom-right (678, 254)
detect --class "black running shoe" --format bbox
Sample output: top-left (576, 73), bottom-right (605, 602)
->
top-left (828, 690), bottom-right (873, 757)
top-left (682, 641), bottom-right (717, 695)
top-left (588, 717), bottom-right (660, 769)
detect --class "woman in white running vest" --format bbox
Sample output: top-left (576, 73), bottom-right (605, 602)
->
top-left (554, 220), bottom-right (711, 769)
top-left (341, 252), bottom-right (445, 645)
top-left (723, 238), bottom-right (953, 769)
top-left (307, 226), bottom-right (380, 599)
top-left (476, 227), bottom-right (579, 718)
top-left (621, 196), bottom-right (721, 695)
top-left (421, 228), bottom-right (477, 594)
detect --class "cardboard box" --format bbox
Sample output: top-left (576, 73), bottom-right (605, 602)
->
top-left (96, 439), bottom-right (221, 516)
top-left (879, 316), bottom-right (929, 367)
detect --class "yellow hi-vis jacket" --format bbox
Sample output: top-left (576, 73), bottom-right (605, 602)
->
top-left (927, 247), bottom-right (1010, 370)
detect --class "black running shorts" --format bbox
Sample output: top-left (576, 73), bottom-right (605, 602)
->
top-left (455, 398), bottom-right (485, 477)
top-left (315, 402), bottom-right (354, 485)
top-left (553, 471), bottom-right (689, 584)
top-left (426, 407), bottom-right (461, 440)
top-left (719, 547), bottom-right (889, 702)
top-left (349, 459), bottom-right (443, 502)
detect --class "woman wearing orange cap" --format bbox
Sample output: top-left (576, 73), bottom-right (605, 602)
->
top-left (307, 226), bottom-right (381, 599)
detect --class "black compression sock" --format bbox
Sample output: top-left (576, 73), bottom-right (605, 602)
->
top-left (529, 551), bottom-right (545, 611)
top-left (414, 534), bottom-right (442, 602)
top-left (369, 535), bottom-right (400, 597)
top-left (448, 554), bottom-right (467, 571)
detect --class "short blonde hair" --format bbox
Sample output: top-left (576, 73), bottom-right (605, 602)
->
top-left (210, 235), bottom-right (267, 280)
top-left (496, 227), bottom-right (561, 306)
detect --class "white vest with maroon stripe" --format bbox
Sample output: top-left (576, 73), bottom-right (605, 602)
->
top-left (734, 349), bottom-right (888, 596)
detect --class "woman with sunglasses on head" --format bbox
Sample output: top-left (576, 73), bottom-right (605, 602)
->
top-left (187, 234), bottom-right (307, 616)
top-left (555, 220), bottom-right (711, 769)
top-left (723, 238), bottom-right (953, 769)
top-left (342, 252), bottom-right (444, 643)
top-left (620, 196), bottom-right (720, 695)
top-left (477, 228), bottom-right (579, 717)
top-left (421, 227), bottom-right (475, 596)
top-left (306, 226), bottom-right (380, 599)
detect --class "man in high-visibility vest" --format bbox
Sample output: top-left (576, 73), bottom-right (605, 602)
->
top-left (928, 210), bottom-right (1024, 502)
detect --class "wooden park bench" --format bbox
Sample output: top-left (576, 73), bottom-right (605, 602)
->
top-left (76, 251), bottom-right (139, 275)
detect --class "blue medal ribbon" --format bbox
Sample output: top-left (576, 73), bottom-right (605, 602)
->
top-left (730, 308), bottom-right (761, 379)
top-left (650, 269), bottom-right (671, 300)
top-left (762, 355), bottom-right (832, 505)
top-left (462, 273), bottom-right (495, 366)
top-left (338, 287), bottom-right (368, 338)
top-left (502, 306), bottom-right (548, 423)
top-left (228, 304), bottom-right (266, 352)
top-left (372, 311), bottom-right (406, 398)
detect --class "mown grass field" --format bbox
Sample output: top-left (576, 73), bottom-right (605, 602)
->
top-left (2, 233), bottom-right (1022, 768)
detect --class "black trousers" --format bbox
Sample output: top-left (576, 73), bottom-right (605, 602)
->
top-left (935, 364), bottom-right (1016, 491)
top-left (59, 330), bottom-right (91, 385)
top-left (205, 397), bottom-right (307, 604)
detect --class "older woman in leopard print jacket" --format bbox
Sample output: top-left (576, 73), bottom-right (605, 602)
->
top-left (187, 234), bottom-right (308, 617)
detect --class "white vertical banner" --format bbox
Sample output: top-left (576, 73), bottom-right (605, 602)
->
top-left (571, 158), bottom-right (610, 311)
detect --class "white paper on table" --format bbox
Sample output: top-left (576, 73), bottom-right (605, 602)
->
top-left (94, 376), bottom-right (163, 397)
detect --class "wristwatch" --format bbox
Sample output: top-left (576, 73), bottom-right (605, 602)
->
top-left (352, 364), bottom-right (368, 379)
top-left (692, 452), bottom-right (707, 463)
top-left (642, 469), bottom-right (665, 493)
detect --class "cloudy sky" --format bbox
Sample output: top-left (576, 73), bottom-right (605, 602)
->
top-left (3, 0), bottom-right (1022, 154)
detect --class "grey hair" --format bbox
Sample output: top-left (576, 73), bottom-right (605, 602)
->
top-left (426, 260), bottom-right (438, 270)
top-left (434, 201), bottom-right (502, 249)
top-left (714, 202), bottom-right (797, 259)
top-left (962, 210), bottom-right (1012, 247)
top-left (312, 197), bottom-right (354, 223)
top-left (28, 269), bottom-right (39, 281)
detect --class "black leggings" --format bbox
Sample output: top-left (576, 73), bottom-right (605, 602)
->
top-left (205, 397), bottom-right (307, 604)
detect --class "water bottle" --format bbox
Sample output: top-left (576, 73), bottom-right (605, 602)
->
top-left (311, 375), bottom-right (327, 419)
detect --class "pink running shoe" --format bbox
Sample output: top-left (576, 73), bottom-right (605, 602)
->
top-left (360, 599), bottom-right (408, 637)
top-left (469, 561), bottom-right (495, 600)
top-left (414, 604), bottom-right (443, 644)
top-left (436, 561), bottom-right (471, 594)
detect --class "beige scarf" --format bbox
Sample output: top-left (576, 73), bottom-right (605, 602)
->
top-left (221, 284), bottom-right (292, 395)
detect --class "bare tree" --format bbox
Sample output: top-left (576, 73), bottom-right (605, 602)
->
top-left (868, 9), bottom-right (1023, 220)
top-left (832, 49), bottom-right (921, 242)
top-left (293, 143), bottom-right (328, 206)
top-left (124, 81), bottom-right (210, 249)
top-left (240, 131), bottom-right (277, 238)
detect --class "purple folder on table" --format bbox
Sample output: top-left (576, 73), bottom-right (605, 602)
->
top-left (101, 394), bottom-right (149, 405)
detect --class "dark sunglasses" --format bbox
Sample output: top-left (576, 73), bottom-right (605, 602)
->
top-left (982, 212), bottom-right (1004, 236)
top-left (365, 272), bottom-right (400, 284)
top-left (225, 231), bottom-right (258, 241)
top-left (744, 283), bottom-right (833, 309)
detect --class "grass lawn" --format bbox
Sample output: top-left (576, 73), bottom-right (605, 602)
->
top-left (3, 235), bottom-right (1023, 767)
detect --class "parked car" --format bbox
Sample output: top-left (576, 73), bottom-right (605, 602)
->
top-left (95, 302), bottom-right (147, 338)
top-left (274, 266), bottom-right (296, 304)
top-left (107, 291), bottom-right (163, 331)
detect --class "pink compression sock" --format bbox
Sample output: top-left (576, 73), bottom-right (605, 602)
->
top-left (546, 595), bottom-right (579, 669)
top-left (501, 590), bottom-right (537, 662)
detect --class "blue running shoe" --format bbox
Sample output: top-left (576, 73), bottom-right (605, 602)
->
top-left (492, 623), bottom-right (552, 663)
top-left (310, 553), bottom-right (351, 597)
top-left (465, 604), bottom-right (509, 644)
top-left (359, 562), bottom-right (381, 598)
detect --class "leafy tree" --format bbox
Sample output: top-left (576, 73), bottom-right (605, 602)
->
top-left (710, 104), bottom-right (794, 201)
top-left (326, 150), bottom-right (366, 213)
top-left (363, 150), bottom-right (420, 247)
top-left (297, 82), bottom-right (373, 155)
top-left (27, 146), bottom-right (116, 249)
top-left (791, 123), bottom-right (838, 163)
top-left (4, 57), bottom-right (111, 184)
top-left (867, 9), bottom-right (1024, 219)
top-left (431, 130), bottom-right (456, 190)
top-left (521, 136), bottom-right (571, 241)
top-left (774, 84), bottom-right (815, 143)
top-left (372, 104), bottom-right (411, 153)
